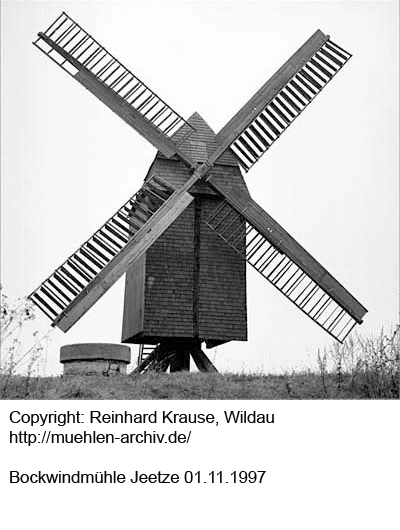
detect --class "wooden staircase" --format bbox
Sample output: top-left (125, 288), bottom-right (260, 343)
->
top-left (137, 344), bottom-right (156, 366)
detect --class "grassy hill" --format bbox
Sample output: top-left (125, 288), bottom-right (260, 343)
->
top-left (1, 368), bottom-right (398, 400)
top-left (1, 326), bottom-right (399, 400)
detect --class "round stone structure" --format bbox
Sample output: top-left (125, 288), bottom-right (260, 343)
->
top-left (60, 343), bottom-right (131, 376)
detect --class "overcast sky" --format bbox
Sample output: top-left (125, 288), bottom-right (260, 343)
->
top-left (1, 0), bottom-right (398, 375)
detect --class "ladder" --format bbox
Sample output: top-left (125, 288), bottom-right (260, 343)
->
top-left (133, 344), bottom-right (166, 374)
top-left (138, 344), bottom-right (156, 366)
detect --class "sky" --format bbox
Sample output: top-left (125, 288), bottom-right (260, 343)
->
top-left (1, 0), bottom-right (399, 375)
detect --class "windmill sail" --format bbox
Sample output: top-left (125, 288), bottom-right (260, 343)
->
top-left (30, 14), bottom-right (366, 347)
top-left (29, 175), bottom-right (198, 332)
top-left (206, 178), bottom-right (367, 342)
top-left (209, 30), bottom-right (351, 171)
top-left (33, 12), bottom-right (195, 166)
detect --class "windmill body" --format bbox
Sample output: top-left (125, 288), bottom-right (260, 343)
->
top-left (29, 12), bottom-right (368, 372)
top-left (122, 113), bottom-right (248, 354)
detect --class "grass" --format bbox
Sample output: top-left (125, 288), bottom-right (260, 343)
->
top-left (1, 369), bottom-right (398, 400)
top-left (1, 328), bottom-right (399, 400)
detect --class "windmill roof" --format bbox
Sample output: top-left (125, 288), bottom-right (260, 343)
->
top-left (147, 112), bottom-right (250, 197)
top-left (170, 112), bottom-right (240, 166)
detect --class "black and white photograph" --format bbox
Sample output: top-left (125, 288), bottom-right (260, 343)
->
top-left (1, 0), bottom-right (398, 399)
top-left (1, 0), bottom-right (399, 528)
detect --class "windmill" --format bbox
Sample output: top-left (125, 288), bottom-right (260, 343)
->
top-left (30, 12), bottom-right (367, 373)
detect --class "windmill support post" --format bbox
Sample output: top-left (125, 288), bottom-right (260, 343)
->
top-left (132, 340), bottom-right (218, 374)
top-left (190, 347), bottom-right (219, 373)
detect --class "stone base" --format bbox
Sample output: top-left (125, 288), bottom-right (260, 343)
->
top-left (60, 343), bottom-right (131, 376)
top-left (63, 359), bottom-right (128, 376)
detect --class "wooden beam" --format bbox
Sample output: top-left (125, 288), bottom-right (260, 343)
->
top-left (54, 175), bottom-right (199, 332)
top-left (191, 348), bottom-right (218, 373)
top-left (76, 70), bottom-right (195, 167)
top-left (208, 176), bottom-right (367, 323)
top-left (192, 197), bottom-right (201, 336)
top-left (37, 33), bottom-right (195, 168)
top-left (209, 30), bottom-right (328, 165)
top-left (169, 352), bottom-right (190, 372)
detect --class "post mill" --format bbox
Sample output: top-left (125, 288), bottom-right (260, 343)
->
top-left (29, 12), bottom-right (367, 373)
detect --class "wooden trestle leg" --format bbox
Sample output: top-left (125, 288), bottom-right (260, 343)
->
top-left (169, 351), bottom-right (191, 372)
top-left (190, 347), bottom-right (218, 373)
top-left (132, 340), bottom-right (218, 374)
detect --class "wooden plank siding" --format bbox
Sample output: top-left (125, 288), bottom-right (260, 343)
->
top-left (121, 112), bottom-right (249, 346)
top-left (144, 203), bottom-right (195, 339)
top-left (198, 196), bottom-right (247, 344)
top-left (121, 254), bottom-right (146, 341)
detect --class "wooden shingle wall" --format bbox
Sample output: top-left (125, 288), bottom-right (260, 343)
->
top-left (121, 254), bottom-right (145, 341)
top-left (143, 203), bottom-right (195, 339)
top-left (199, 196), bottom-right (247, 344)
top-left (122, 112), bottom-right (249, 347)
